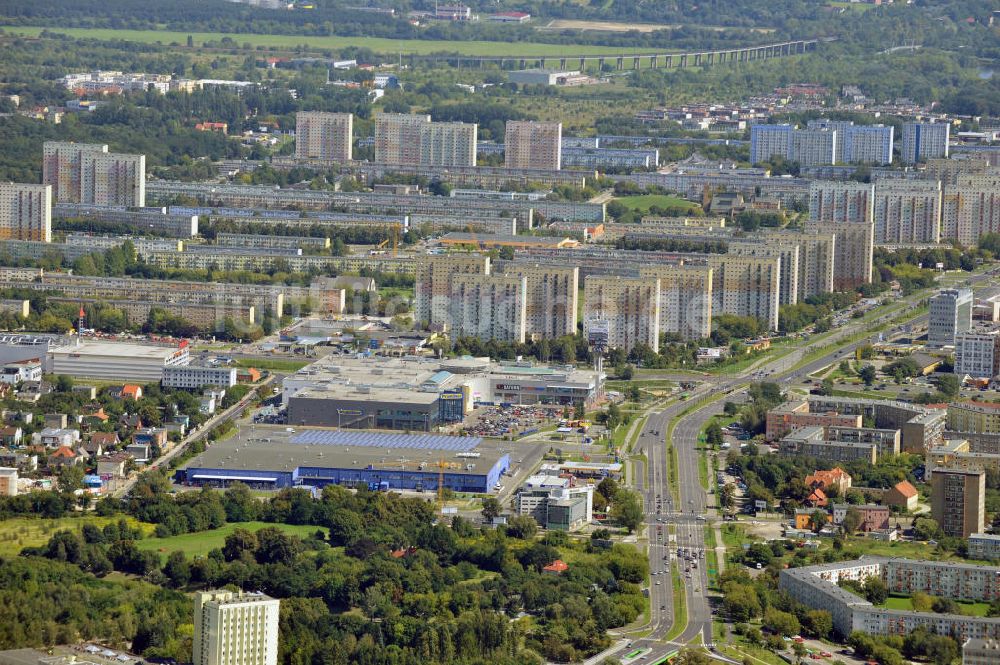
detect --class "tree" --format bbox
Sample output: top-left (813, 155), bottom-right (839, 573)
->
top-left (57, 464), bottom-right (85, 492)
top-left (804, 609), bottom-right (832, 639)
top-left (859, 364), bottom-right (877, 386)
top-left (913, 517), bottom-right (942, 541)
top-left (706, 422), bottom-right (724, 447)
top-left (723, 583), bottom-right (761, 622)
top-left (611, 488), bottom-right (644, 533)
top-left (720, 483), bottom-right (736, 511)
top-left (481, 497), bottom-right (502, 522)
top-left (841, 508), bottom-right (863, 535)
top-left (222, 528), bottom-right (258, 562)
top-left (55, 375), bottom-right (74, 392)
top-left (505, 516), bottom-right (538, 539)
top-left (934, 374), bottom-right (960, 398)
top-left (763, 607), bottom-right (800, 636)
top-left (162, 550), bottom-right (191, 588)
top-left (863, 576), bottom-right (888, 605)
top-left (810, 510), bottom-right (829, 533)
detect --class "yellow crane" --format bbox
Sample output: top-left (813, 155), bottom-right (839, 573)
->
top-left (392, 457), bottom-right (456, 513)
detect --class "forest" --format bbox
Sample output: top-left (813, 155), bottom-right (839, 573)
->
top-left (3, 476), bottom-right (649, 664)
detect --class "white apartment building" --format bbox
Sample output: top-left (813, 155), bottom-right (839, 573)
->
top-left (902, 122), bottom-right (950, 164)
top-left (375, 113), bottom-right (477, 167)
top-left (790, 229), bottom-right (837, 301)
top-left (792, 129), bottom-right (837, 167)
top-left (0, 183), bottom-right (51, 242)
top-left (414, 255), bottom-right (491, 327)
top-left (873, 179), bottom-right (942, 243)
top-left (193, 591), bottom-right (279, 665)
top-left (295, 111), bottom-right (353, 161)
top-left (449, 272), bottom-right (528, 343)
top-left (583, 276), bottom-right (660, 352)
top-left (928, 288), bottom-right (973, 347)
top-left (942, 174), bottom-right (1000, 246)
top-left (955, 330), bottom-right (1000, 378)
top-left (706, 254), bottom-right (781, 331)
top-left (505, 121), bottom-right (562, 170)
top-left (968, 534), bottom-right (1000, 562)
top-left (80, 152), bottom-right (146, 207)
top-left (805, 220), bottom-right (873, 291)
top-left (750, 124), bottom-right (793, 165)
top-left (162, 365), bottom-right (238, 390)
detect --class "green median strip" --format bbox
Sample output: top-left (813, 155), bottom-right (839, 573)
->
top-left (664, 562), bottom-right (688, 642)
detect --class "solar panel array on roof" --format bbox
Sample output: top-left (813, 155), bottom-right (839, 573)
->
top-left (289, 430), bottom-right (481, 451)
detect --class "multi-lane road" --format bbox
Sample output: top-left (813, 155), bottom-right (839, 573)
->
top-left (619, 268), bottom-right (996, 662)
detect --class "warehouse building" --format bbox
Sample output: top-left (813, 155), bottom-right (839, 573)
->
top-left (182, 427), bottom-right (510, 493)
top-left (47, 340), bottom-right (190, 381)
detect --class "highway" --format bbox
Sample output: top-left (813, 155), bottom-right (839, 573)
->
top-left (620, 268), bottom-right (996, 662)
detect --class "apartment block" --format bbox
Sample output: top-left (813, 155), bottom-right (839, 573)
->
top-left (637, 264), bottom-right (713, 341)
top-left (842, 125), bottom-right (894, 165)
top-left (948, 401), bottom-right (1000, 434)
top-left (0, 467), bottom-right (16, 496)
top-left (53, 203), bottom-right (197, 238)
top-left (504, 263), bottom-right (578, 340)
top-left (792, 129), bottom-right (837, 167)
top-left (955, 331), bottom-right (1000, 379)
top-left (449, 272), bottom-right (527, 343)
top-left (809, 180), bottom-right (875, 225)
top-left (375, 113), bottom-right (477, 167)
top-left (902, 122), bottom-right (950, 164)
top-left (964, 638), bottom-right (1000, 664)
top-left (873, 179), bottom-right (942, 244)
top-left (162, 364), bottom-right (238, 390)
top-left (295, 111), bottom-right (353, 161)
top-left (705, 253), bottom-right (781, 330)
top-left (779, 427), bottom-right (877, 464)
top-left (729, 239), bottom-right (799, 306)
top-left (505, 121), bottom-right (562, 170)
top-left (928, 288), bottom-right (973, 347)
top-left (193, 591), bottom-right (279, 665)
top-left (583, 276), bottom-right (660, 352)
top-left (791, 229), bottom-right (836, 301)
top-left (968, 535), bottom-right (1000, 562)
top-left (80, 151), bottom-right (145, 207)
top-left (0, 183), bottom-right (51, 242)
top-left (805, 220), bottom-right (873, 291)
top-left (931, 467), bottom-right (986, 538)
top-left (414, 255), bottom-right (491, 328)
top-left (750, 124), bottom-right (793, 165)
top-left (42, 141), bottom-right (108, 203)
top-left (942, 174), bottom-right (1000, 246)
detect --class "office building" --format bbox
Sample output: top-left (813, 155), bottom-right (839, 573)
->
top-left (931, 467), bottom-right (985, 538)
top-left (295, 111), bottom-right (353, 161)
top-left (414, 255), bottom-right (490, 328)
top-left (0, 183), bottom-right (52, 242)
top-left (948, 401), bottom-right (1000, 435)
top-left (805, 220), bottom-right (873, 291)
top-left (375, 113), bottom-right (477, 167)
top-left (517, 483), bottom-right (594, 531)
top-left (955, 331), bottom-right (1000, 379)
top-left (504, 264), bottom-right (578, 340)
top-left (505, 121), bottom-right (562, 170)
top-left (872, 179), bottom-right (942, 244)
top-left (809, 181), bottom-right (875, 225)
top-left (42, 141), bottom-right (108, 203)
top-left (750, 124), bottom-right (793, 165)
top-left (162, 364), bottom-right (238, 390)
top-left (193, 591), bottom-right (279, 665)
top-left (80, 151), bottom-right (145, 207)
top-left (449, 272), bottom-right (527, 343)
top-left (583, 276), bottom-right (660, 352)
top-left (902, 122), bottom-right (950, 164)
top-left (928, 288), bottom-right (974, 347)
top-left (637, 264), bottom-right (713, 340)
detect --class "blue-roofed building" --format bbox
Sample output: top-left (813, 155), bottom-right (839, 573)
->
top-left (181, 425), bottom-right (510, 493)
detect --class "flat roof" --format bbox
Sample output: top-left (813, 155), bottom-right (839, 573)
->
top-left (289, 430), bottom-right (481, 451)
top-left (49, 341), bottom-right (186, 360)
top-left (292, 385), bottom-right (442, 404)
top-left (184, 424), bottom-right (509, 475)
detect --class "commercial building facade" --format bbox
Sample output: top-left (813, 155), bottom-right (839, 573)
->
top-left (928, 288), bottom-right (974, 347)
top-left (162, 365), bottom-right (238, 390)
top-left (955, 331), bottom-right (1000, 379)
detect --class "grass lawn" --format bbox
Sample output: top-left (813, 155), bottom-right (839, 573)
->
top-left (235, 357), bottom-right (310, 372)
top-left (136, 521), bottom-right (326, 560)
top-left (721, 523), bottom-right (750, 551)
top-left (613, 194), bottom-right (701, 215)
top-left (664, 562), bottom-right (688, 642)
top-left (0, 516), bottom-right (155, 557)
top-left (6, 26), bottom-right (659, 57)
top-left (879, 594), bottom-right (991, 617)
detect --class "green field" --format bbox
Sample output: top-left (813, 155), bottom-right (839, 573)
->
top-left (0, 516), bottom-right (155, 557)
top-left (5, 26), bottom-right (659, 57)
top-left (613, 194), bottom-right (702, 215)
top-left (137, 521), bottom-right (326, 560)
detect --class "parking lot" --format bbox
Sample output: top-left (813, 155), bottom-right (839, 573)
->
top-left (461, 404), bottom-right (564, 438)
